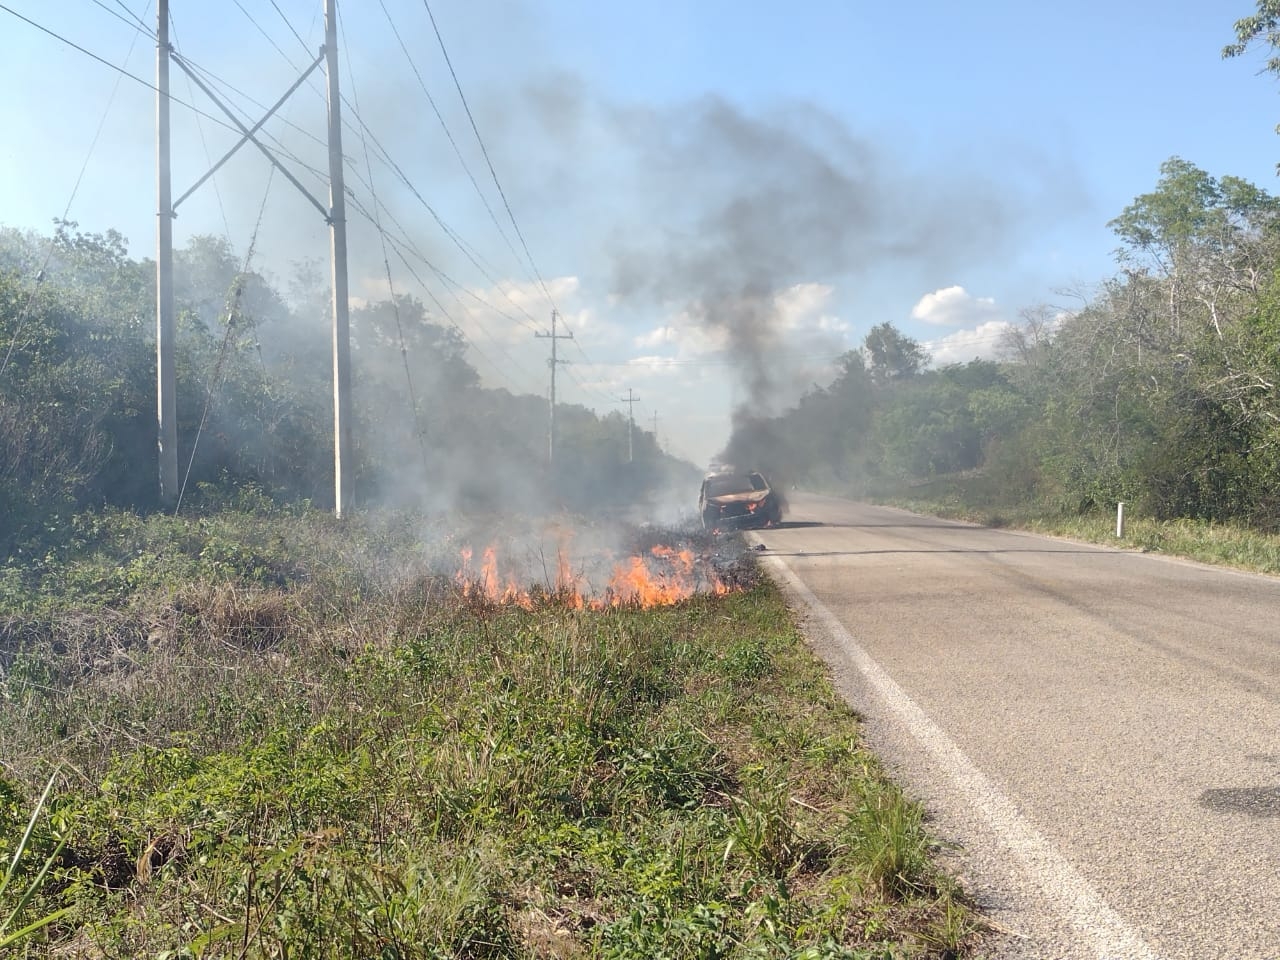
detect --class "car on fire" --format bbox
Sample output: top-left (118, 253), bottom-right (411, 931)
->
top-left (699, 470), bottom-right (782, 531)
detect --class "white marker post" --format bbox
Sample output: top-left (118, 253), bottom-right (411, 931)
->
top-left (1116, 502), bottom-right (1126, 538)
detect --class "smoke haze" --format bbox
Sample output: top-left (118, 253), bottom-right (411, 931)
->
top-left (503, 77), bottom-right (1077, 470)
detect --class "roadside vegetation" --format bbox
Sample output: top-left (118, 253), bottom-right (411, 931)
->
top-left (889, 474), bottom-right (1280, 577)
top-left (725, 154), bottom-right (1280, 570)
top-left (0, 506), bottom-right (976, 958)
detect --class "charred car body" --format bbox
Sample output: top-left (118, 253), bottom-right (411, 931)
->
top-left (699, 471), bottom-right (782, 531)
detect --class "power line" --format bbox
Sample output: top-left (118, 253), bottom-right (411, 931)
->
top-left (43, 2), bottom-right (573, 403)
top-left (339, 4), bottom-right (429, 470)
top-left (357, 185), bottom-right (545, 346)
top-left (0, 3), bottom-right (244, 134)
top-left (579, 353), bottom-right (848, 367)
top-left (87, 0), bottom-right (150, 35)
top-left (175, 165), bottom-right (277, 514)
top-left (560, 353), bottom-right (630, 409)
top-left (267, 0), bottom-right (310, 52)
top-left (336, 179), bottom-right (546, 389)
top-left (420, 0), bottom-right (559, 313)
top-left (376, 226), bottom-right (545, 393)
top-left (345, 114), bottom-right (545, 334)
top-left (0, 0), bottom-right (152, 378)
top-left (376, 0), bottom-right (533, 309)
top-left (220, 0), bottom-right (547, 339)
top-left (230, 0), bottom-right (298, 69)
top-left (170, 10), bottom-right (231, 241)
top-left (223, 0), bottom-right (554, 347)
top-left (110, 0), bottom-right (150, 32)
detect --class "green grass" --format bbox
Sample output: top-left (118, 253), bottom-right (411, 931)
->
top-left (884, 477), bottom-right (1280, 577)
top-left (1023, 513), bottom-right (1280, 574)
top-left (0, 507), bottom-right (976, 958)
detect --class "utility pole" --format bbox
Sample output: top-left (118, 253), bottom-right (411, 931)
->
top-left (157, 0), bottom-right (346, 515)
top-left (324, 0), bottom-right (353, 519)
top-left (619, 388), bottom-right (639, 463)
top-left (535, 309), bottom-right (572, 466)
top-left (155, 0), bottom-right (177, 507)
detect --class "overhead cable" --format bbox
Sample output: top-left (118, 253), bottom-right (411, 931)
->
top-left (339, 5), bottom-right (430, 469)
top-left (0, 0), bottom-right (152, 377)
top-left (377, 0), bottom-right (535, 311)
top-left (175, 165), bottom-right (277, 514)
top-left (420, 0), bottom-right (559, 313)
top-left (0, 3), bottom-right (243, 134)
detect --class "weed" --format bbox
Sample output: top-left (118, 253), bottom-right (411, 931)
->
top-left (841, 781), bottom-right (936, 898)
top-left (724, 779), bottom-right (807, 877)
top-left (0, 770), bottom-right (74, 950)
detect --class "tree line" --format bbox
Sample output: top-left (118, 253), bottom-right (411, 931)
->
top-left (729, 157), bottom-right (1280, 529)
top-left (0, 223), bottom-right (692, 555)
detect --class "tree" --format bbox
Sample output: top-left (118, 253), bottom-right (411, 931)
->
top-left (1226, 3), bottom-right (1280, 176)
top-left (863, 322), bottom-right (927, 385)
top-left (1225, 3), bottom-right (1280, 76)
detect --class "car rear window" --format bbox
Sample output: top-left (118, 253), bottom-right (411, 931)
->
top-left (706, 475), bottom-right (756, 496)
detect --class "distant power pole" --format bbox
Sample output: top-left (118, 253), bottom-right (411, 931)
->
top-left (652, 410), bottom-right (658, 451)
top-left (535, 309), bottom-right (573, 466)
top-left (619, 388), bottom-right (639, 463)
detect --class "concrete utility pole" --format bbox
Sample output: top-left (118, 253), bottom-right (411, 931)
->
top-left (652, 410), bottom-right (658, 451)
top-left (535, 309), bottom-right (573, 466)
top-left (153, 0), bottom-right (345, 515)
top-left (155, 0), bottom-right (177, 507)
top-left (324, 0), bottom-right (353, 518)
top-left (619, 388), bottom-right (639, 463)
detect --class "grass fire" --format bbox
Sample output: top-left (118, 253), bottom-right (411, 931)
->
top-left (454, 541), bottom-right (734, 609)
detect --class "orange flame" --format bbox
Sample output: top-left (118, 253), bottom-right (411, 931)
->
top-left (454, 541), bottom-right (732, 609)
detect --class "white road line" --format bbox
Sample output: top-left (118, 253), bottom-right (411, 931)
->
top-left (760, 552), bottom-right (1162, 960)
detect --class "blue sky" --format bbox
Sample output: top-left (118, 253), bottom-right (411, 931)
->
top-left (2, 1), bottom-right (1279, 464)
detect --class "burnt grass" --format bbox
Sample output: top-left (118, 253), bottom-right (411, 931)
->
top-left (0, 506), bottom-right (978, 958)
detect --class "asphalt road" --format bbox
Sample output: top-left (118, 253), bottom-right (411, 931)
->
top-left (748, 492), bottom-right (1280, 959)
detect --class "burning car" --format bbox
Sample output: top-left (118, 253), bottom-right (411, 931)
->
top-left (699, 471), bottom-right (782, 531)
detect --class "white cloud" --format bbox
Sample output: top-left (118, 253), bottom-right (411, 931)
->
top-left (631, 308), bottom-right (728, 359)
top-left (911, 285), bottom-right (1001, 328)
top-left (925, 320), bottom-right (1014, 366)
top-left (632, 283), bottom-right (850, 359)
top-left (633, 325), bottom-right (680, 349)
top-left (774, 282), bottom-right (842, 329)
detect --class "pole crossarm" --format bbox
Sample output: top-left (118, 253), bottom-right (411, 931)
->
top-left (171, 50), bottom-right (325, 213)
top-left (536, 309), bottom-right (573, 465)
top-left (170, 52), bottom-right (330, 221)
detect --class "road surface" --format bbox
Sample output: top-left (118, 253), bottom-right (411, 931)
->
top-left (749, 493), bottom-right (1280, 959)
